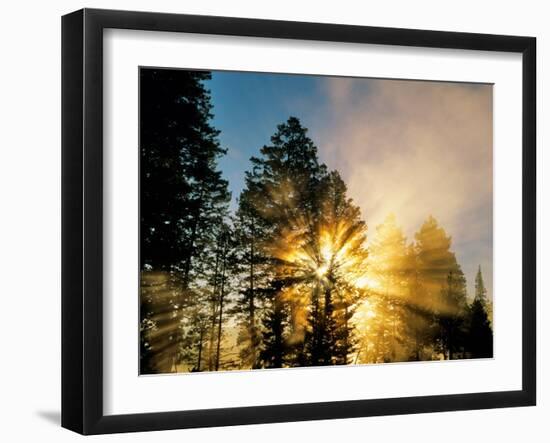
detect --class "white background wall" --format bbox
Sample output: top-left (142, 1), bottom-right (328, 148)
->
top-left (0, 0), bottom-right (546, 441)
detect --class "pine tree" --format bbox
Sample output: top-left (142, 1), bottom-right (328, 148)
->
top-left (414, 216), bottom-right (467, 359)
top-left (259, 281), bottom-right (289, 368)
top-left (466, 266), bottom-right (493, 358)
top-left (236, 117), bottom-right (328, 368)
top-left (474, 265), bottom-right (488, 304)
top-left (475, 264), bottom-right (493, 326)
top-left (366, 214), bottom-right (408, 362)
top-left (317, 171), bottom-right (367, 365)
top-left (180, 304), bottom-right (209, 372)
top-left (414, 216), bottom-right (458, 297)
top-left (231, 202), bottom-right (267, 369)
top-left (139, 69), bottom-right (230, 373)
top-left (140, 68), bottom-right (229, 275)
top-left (212, 224), bottom-right (237, 371)
top-left (291, 170), bottom-right (368, 366)
top-left (435, 267), bottom-right (468, 359)
top-left (402, 243), bottom-right (432, 361)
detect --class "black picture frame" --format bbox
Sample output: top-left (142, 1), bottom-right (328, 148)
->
top-left (62, 8), bottom-right (536, 435)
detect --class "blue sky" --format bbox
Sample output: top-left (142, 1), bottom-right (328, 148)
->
top-left (206, 71), bottom-right (493, 299)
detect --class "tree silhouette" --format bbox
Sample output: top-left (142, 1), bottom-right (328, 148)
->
top-left (466, 266), bottom-right (493, 358)
top-left (412, 216), bottom-right (468, 359)
top-left (236, 117), bottom-right (329, 367)
top-left (139, 68), bottom-right (230, 373)
top-left (435, 267), bottom-right (468, 359)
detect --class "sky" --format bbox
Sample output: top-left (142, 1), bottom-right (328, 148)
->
top-left (207, 71), bottom-right (493, 299)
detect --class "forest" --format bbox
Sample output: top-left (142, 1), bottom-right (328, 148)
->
top-left (139, 68), bottom-right (494, 374)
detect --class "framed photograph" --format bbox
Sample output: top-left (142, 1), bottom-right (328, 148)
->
top-left (62, 8), bottom-right (536, 435)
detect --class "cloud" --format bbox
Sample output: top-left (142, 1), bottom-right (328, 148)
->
top-left (314, 78), bottom-right (493, 296)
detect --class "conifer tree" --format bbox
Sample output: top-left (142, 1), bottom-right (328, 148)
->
top-left (414, 216), bottom-right (467, 359)
top-left (435, 266), bottom-right (468, 359)
top-left (290, 170), bottom-right (368, 366)
top-left (366, 214), bottom-right (408, 362)
top-left (140, 69), bottom-right (229, 276)
top-left (139, 69), bottom-right (230, 373)
top-left (474, 265), bottom-right (488, 304)
top-left (236, 117), bottom-right (328, 368)
top-left (259, 281), bottom-right (289, 368)
top-left (231, 202), bottom-right (267, 368)
top-left (402, 243), bottom-right (432, 361)
top-left (467, 266), bottom-right (493, 358)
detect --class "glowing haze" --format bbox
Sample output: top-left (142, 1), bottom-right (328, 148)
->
top-left (209, 72), bottom-right (493, 300)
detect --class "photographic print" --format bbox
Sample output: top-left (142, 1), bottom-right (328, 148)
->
top-left (139, 68), bottom-right (494, 375)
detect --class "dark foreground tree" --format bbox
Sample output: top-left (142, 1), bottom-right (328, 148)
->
top-left (139, 68), bottom-right (230, 373)
top-left (466, 266), bottom-right (493, 358)
top-left (140, 69), bottom-right (229, 274)
top-left (237, 118), bottom-right (369, 368)
top-left (302, 171), bottom-right (368, 366)
top-left (236, 117), bottom-right (328, 367)
top-left (413, 216), bottom-right (468, 360)
top-left (435, 267), bottom-right (468, 359)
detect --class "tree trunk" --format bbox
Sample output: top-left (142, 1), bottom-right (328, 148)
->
top-left (273, 295), bottom-right (284, 368)
top-left (323, 285), bottom-right (333, 365)
top-left (207, 238), bottom-right (221, 371)
top-left (197, 326), bottom-right (204, 371)
top-left (248, 230), bottom-right (256, 366)
top-left (215, 234), bottom-right (228, 371)
top-left (343, 302), bottom-right (350, 365)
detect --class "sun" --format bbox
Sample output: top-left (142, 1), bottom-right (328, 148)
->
top-left (316, 264), bottom-right (329, 278)
top-left (320, 243), bottom-right (333, 263)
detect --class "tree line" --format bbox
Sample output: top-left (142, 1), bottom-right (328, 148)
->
top-left (139, 69), bottom-right (493, 374)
